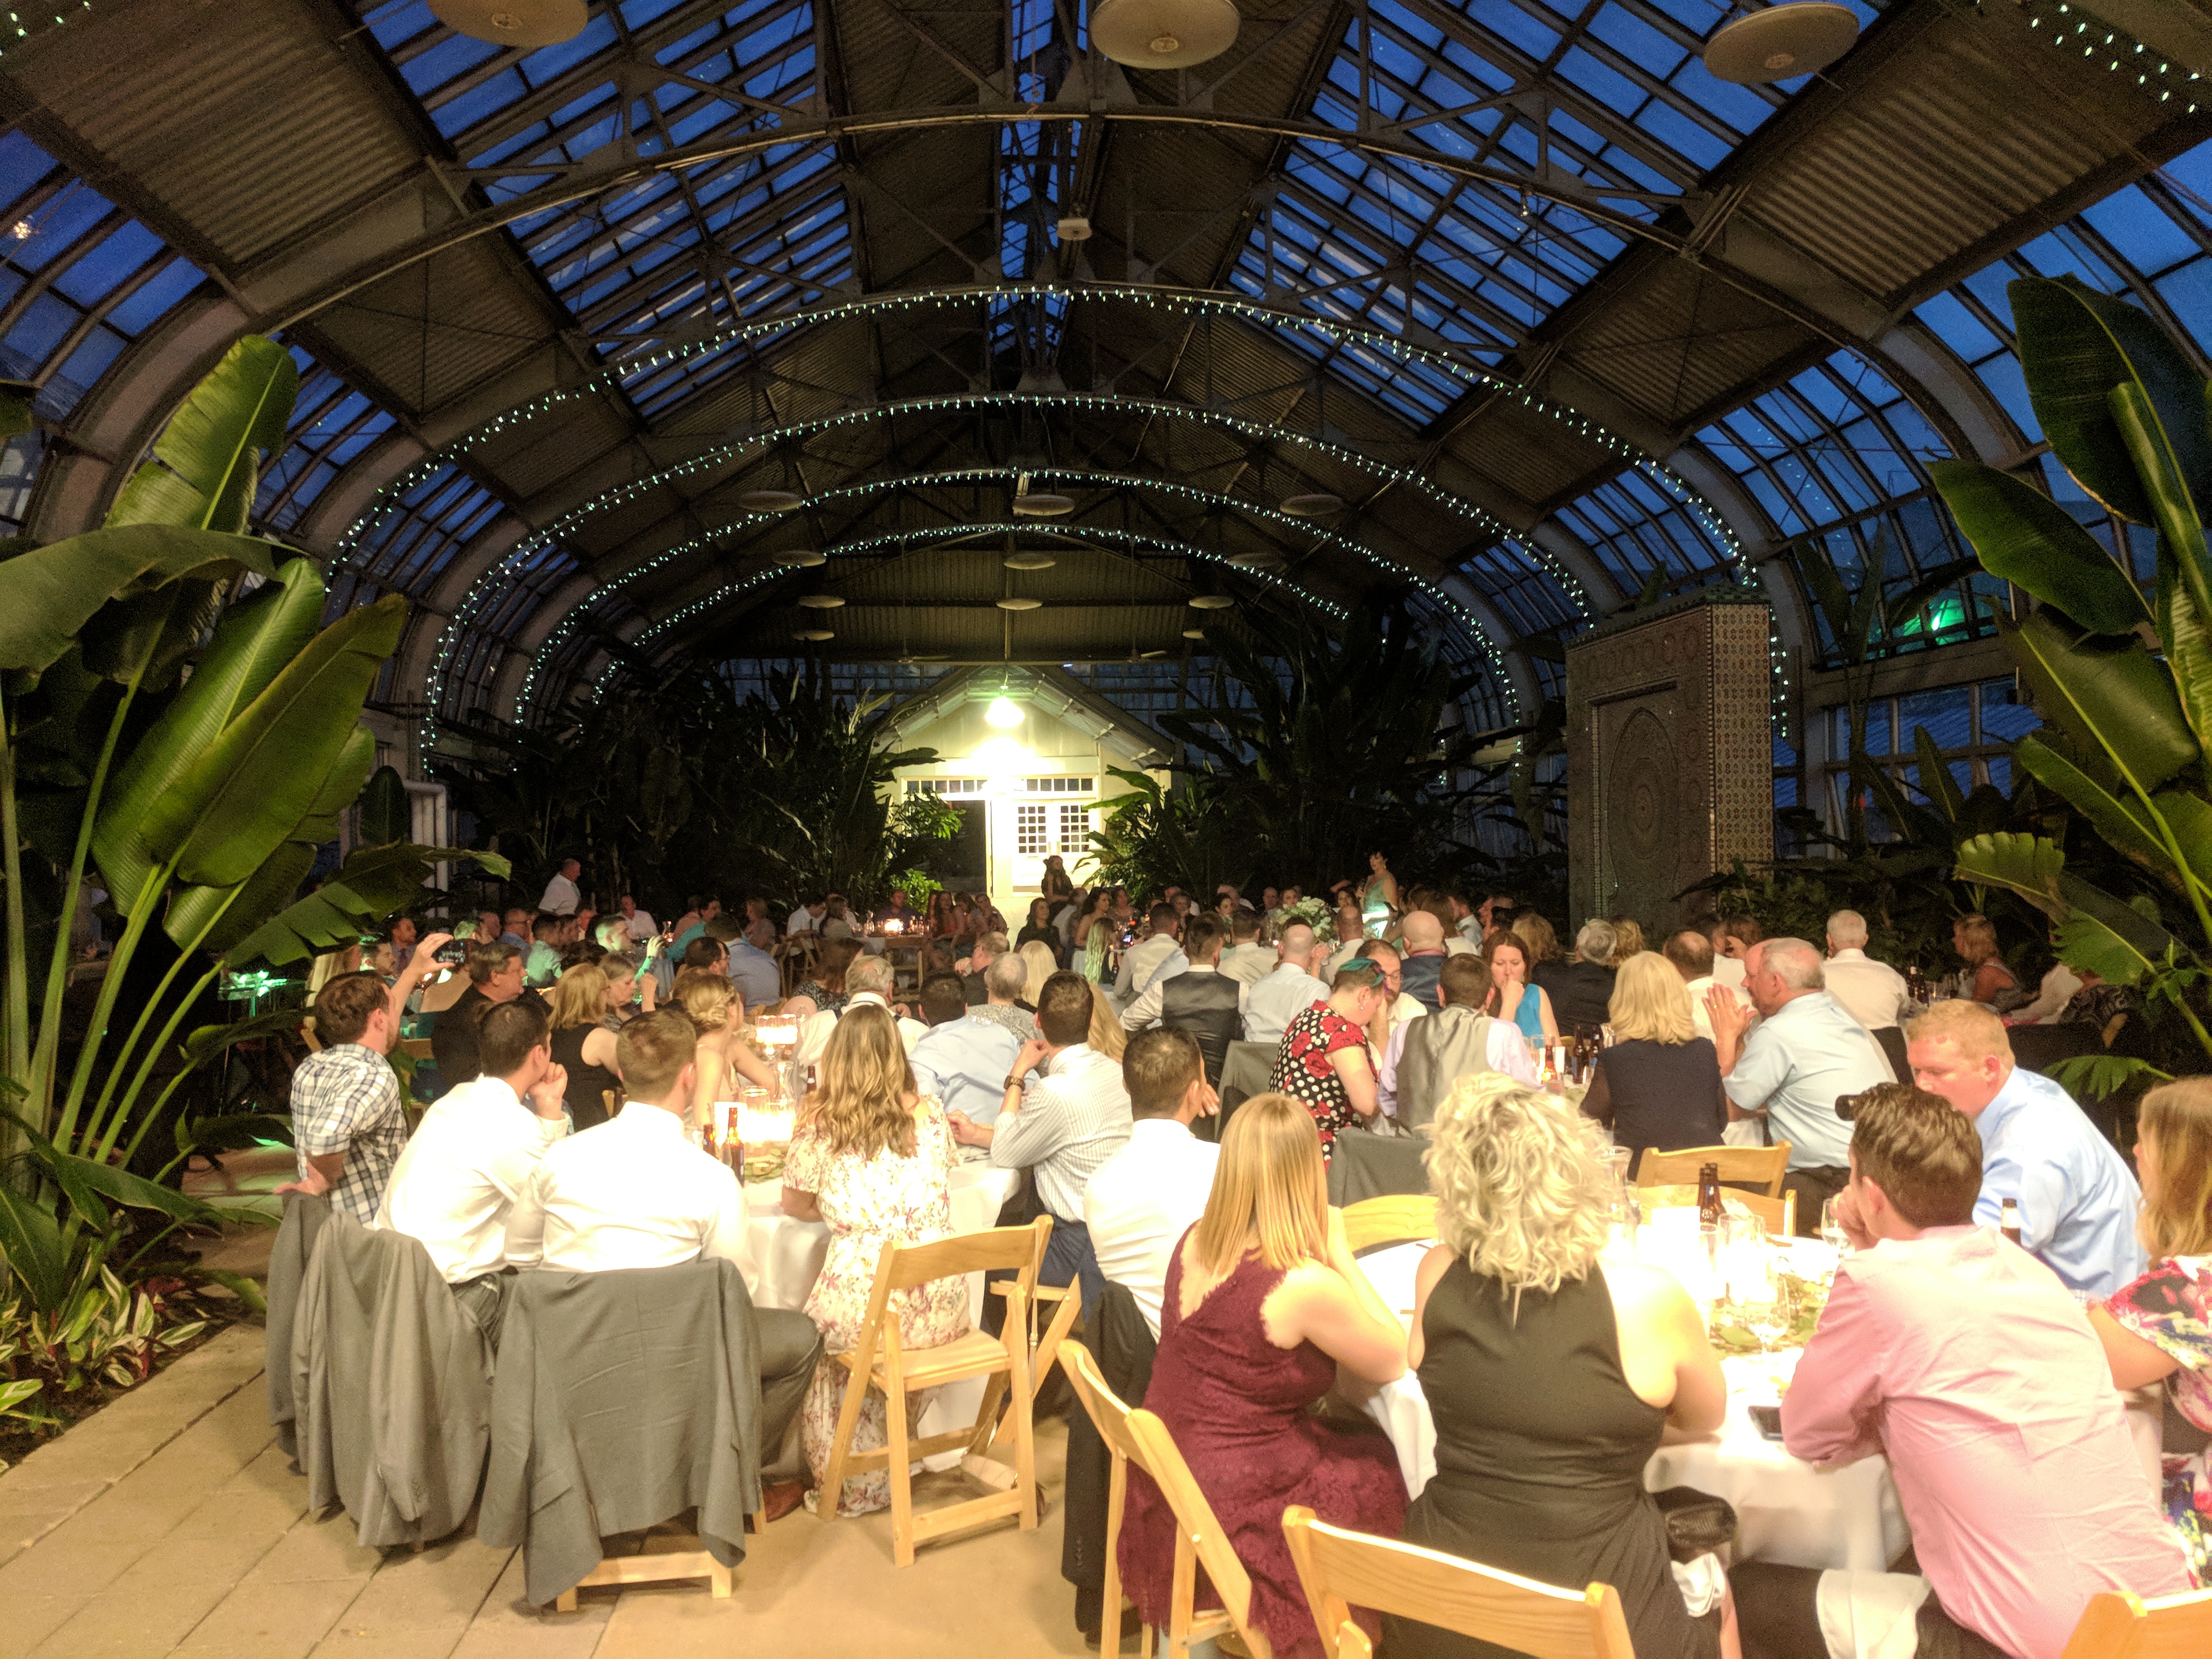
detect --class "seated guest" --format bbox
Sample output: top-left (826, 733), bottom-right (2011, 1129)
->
top-left (1582, 952), bottom-right (1725, 1174)
top-left (1114, 903), bottom-right (1186, 1003)
top-left (1663, 927), bottom-right (1749, 1043)
top-left (819, 893), bottom-right (856, 940)
top-left (973, 948), bottom-right (1039, 1042)
top-left (1604, 916), bottom-right (1645, 967)
top-left (1396, 911), bottom-right (1451, 1010)
top-left (1711, 913), bottom-right (1759, 989)
top-left (2091, 1076), bottom-right (2212, 1579)
top-left (1535, 918), bottom-right (1617, 1033)
top-left (545, 961), bottom-right (626, 1131)
top-left (1018, 939), bottom-right (1060, 1007)
top-left (1509, 911), bottom-right (1562, 979)
top-left (1217, 908), bottom-right (1274, 985)
top-left (429, 940), bottom-right (533, 1089)
top-left (1016, 897), bottom-right (1059, 954)
top-left (1377, 955), bottom-right (1538, 1131)
top-left (1119, 1093), bottom-right (1408, 1659)
top-left (1952, 911), bottom-right (2020, 1008)
top-left (1739, 1084), bottom-right (2190, 1659)
top-left (1822, 909), bottom-right (1912, 1032)
top-left (1085, 982), bottom-right (1128, 1061)
top-left (1480, 930), bottom-right (1556, 1046)
top-left (2055, 967), bottom-right (2140, 1034)
top-left (782, 1005), bottom-right (969, 1516)
top-left (1120, 914), bottom-right (1246, 1085)
top-left (500, 907), bottom-right (531, 949)
top-left (376, 998), bottom-right (569, 1285)
top-left (1389, 1074), bottom-right (1726, 1659)
top-left (1358, 940), bottom-right (1426, 1072)
top-left (1707, 938), bottom-right (1892, 1229)
top-left (1268, 962), bottom-right (1389, 1162)
top-left (961, 931), bottom-right (1015, 1007)
top-left (504, 1010), bottom-right (823, 1519)
top-left (672, 968), bottom-right (783, 1121)
top-left (727, 917), bottom-right (783, 1011)
top-left (617, 893), bottom-right (656, 940)
top-left (1904, 998), bottom-right (2144, 1297)
top-left (907, 972), bottom-right (1023, 1134)
top-left (799, 956), bottom-right (923, 1062)
top-left (1246, 921), bottom-right (1332, 1047)
top-left (525, 912), bottom-right (567, 987)
top-left (279, 970), bottom-right (412, 1222)
top-left (948, 972), bottom-right (1132, 1314)
top-left (785, 935), bottom-right (861, 1020)
top-left (1084, 1029), bottom-right (1221, 1337)
top-left (786, 895), bottom-right (826, 937)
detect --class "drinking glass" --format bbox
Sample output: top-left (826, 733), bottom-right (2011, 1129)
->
top-left (1820, 1195), bottom-right (1850, 1255)
top-left (1743, 1260), bottom-right (1798, 1355)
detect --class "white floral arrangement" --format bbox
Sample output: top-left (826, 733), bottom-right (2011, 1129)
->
top-left (1281, 895), bottom-right (1340, 945)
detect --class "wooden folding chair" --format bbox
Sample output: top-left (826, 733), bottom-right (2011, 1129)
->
top-left (1058, 1340), bottom-right (1274, 1659)
top-left (1281, 1505), bottom-right (1634, 1659)
top-left (2061, 1585), bottom-right (2212, 1659)
top-left (1637, 1143), bottom-right (1791, 1197)
top-left (555, 1537), bottom-right (732, 1611)
top-left (1341, 1196), bottom-right (1438, 1253)
top-left (1732, 1189), bottom-right (1796, 1237)
top-left (816, 1216), bottom-right (1054, 1566)
top-left (298, 1017), bottom-right (322, 1053)
top-left (398, 1038), bottom-right (433, 1061)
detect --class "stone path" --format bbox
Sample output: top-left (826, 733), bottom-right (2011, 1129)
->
top-left (0, 1325), bottom-right (1086, 1659)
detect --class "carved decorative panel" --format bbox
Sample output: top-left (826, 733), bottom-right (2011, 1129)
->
top-left (1566, 590), bottom-right (1773, 935)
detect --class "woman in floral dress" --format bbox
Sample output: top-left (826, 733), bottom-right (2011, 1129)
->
top-left (1267, 962), bottom-right (1389, 1161)
top-left (2092, 1076), bottom-right (2212, 1578)
top-left (781, 1003), bottom-right (969, 1516)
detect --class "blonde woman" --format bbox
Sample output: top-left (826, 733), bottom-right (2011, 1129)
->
top-left (1085, 981), bottom-right (1128, 1061)
top-left (1951, 913), bottom-right (2018, 1006)
top-left (1581, 952), bottom-right (1724, 1175)
top-left (1017, 938), bottom-right (1057, 1005)
top-left (1117, 1093), bottom-right (1409, 1659)
top-left (1511, 911), bottom-right (1563, 969)
top-left (2092, 1077), bottom-right (2212, 1578)
top-left (1607, 917), bottom-right (1645, 967)
top-left (780, 1004), bottom-right (966, 1516)
top-left (547, 962), bottom-right (625, 1129)
top-left (1389, 1075), bottom-right (1729, 1659)
top-left (672, 966), bottom-right (778, 1121)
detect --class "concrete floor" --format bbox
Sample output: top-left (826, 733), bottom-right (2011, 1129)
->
top-left (0, 1323), bottom-right (1091, 1659)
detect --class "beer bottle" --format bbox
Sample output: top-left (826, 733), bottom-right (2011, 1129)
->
top-left (1698, 1162), bottom-right (1724, 1227)
top-left (2000, 1197), bottom-right (2022, 1247)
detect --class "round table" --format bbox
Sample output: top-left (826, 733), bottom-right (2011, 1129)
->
top-left (1351, 1234), bottom-right (1910, 1573)
top-left (741, 1158), bottom-right (1022, 1472)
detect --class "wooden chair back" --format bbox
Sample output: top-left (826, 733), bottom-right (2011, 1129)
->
top-left (398, 1038), bottom-right (433, 1060)
top-left (1732, 1189), bottom-right (1796, 1236)
top-left (1281, 1505), bottom-right (1635, 1659)
top-left (2061, 1586), bottom-right (2212, 1659)
top-left (1342, 1195), bottom-right (1438, 1252)
top-left (298, 1017), bottom-right (322, 1053)
top-left (1636, 1143), bottom-right (1790, 1197)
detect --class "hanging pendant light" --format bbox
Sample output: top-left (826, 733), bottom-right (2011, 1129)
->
top-left (1703, 3), bottom-right (1858, 84)
top-left (428, 0), bottom-right (585, 48)
top-left (793, 628), bottom-right (835, 642)
top-left (997, 596), bottom-right (1045, 611)
top-left (1004, 553), bottom-right (1057, 570)
top-left (1280, 493), bottom-right (1343, 517)
top-left (740, 489), bottom-right (805, 512)
top-left (1092, 0), bottom-right (1241, 70)
top-left (1013, 491), bottom-right (1075, 517)
top-left (774, 549), bottom-right (827, 567)
top-left (795, 594), bottom-right (845, 609)
top-left (1187, 594), bottom-right (1236, 610)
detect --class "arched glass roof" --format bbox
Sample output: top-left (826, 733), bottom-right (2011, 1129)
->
top-left (253, 348), bottom-right (398, 536)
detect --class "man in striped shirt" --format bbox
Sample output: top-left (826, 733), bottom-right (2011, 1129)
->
top-left (280, 971), bottom-right (411, 1223)
top-left (948, 970), bottom-right (1131, 1316)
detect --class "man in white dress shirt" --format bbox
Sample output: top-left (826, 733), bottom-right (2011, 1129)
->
top-left (376, 997), bottom-right (570, 1286)
top-left (797, 955), bottom-right (925, 1062)
top-left (1086, 1029), bottom-right (1221, 1338)
top-left (1245, 921), bottom-right (1332, 1047)
top-left (1664, 928), bottom-right (1750, 1043)
top-left (785, 896), bottom-right (826, 937)
top-left (617, 893), bottom-right (656, 940)
top-left (1822, 909), bottom-right (1913, 1032)
top-left (1113, 903), bottom-right (1186, 1004)
top-left (537, 857), bottom-right (582, 917)
top-left (502, 1010), bottom-right (823, 1518)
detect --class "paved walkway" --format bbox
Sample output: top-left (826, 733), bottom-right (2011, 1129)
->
top-left (0, 1325), bottom-right (1086, 1659)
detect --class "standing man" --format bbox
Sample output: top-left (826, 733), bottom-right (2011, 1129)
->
top-left (948, 972), bottom-right (1132, 1315)
top-left (1246, 921), bottom-right (1332, 1048)
top-left (1904, 1000), bottom-right (2143, 1297)
top-left (1822, 909), bottom-right (1913, 1033)
top-left (538, 857), bottom-right (581, 917)
top-left (1706, 937), bottom-right (1892, 1228)
top-left (908, 972), bottom-right (1025, 1137)
top-left (280, 970), bottom-right (412, 1222)
top-left (1084, 1029), bottom-right (1221, 1337)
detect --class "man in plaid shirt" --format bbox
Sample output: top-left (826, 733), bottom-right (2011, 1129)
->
top-left (280, 969), bottom-right (415, 1223)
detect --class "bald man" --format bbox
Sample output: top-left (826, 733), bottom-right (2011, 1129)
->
top-left (1396, 911), bottom-right (1449, 1011)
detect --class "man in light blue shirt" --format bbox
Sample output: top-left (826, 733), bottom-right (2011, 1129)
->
top-left (908, 973), bottom-right (1023, 1132)
top-left (1708, 938), bottom-right (1893, 1219)
top-left (726, 919), bottom-right (783, 1010)
top-left (1906, 999), bottom-right (2144, 1297)
top-left (1245, 921), bottom-right (1333, 1048)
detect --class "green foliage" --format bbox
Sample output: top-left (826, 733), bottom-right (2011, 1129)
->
top-left (1934, 274), bottom-right (2212, 1063)
top-left (12, 1261), bottom-right (205, 1395)
top-left (1086, 768), bottom-right (1245, 899)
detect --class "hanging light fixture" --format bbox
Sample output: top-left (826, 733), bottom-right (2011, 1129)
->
top-left (740, 489), bottom-right (805, 512)
top-left (1181, 627), bottom-right (1207, 640)
top-left (1092, 0), bottom-right (1240, 69)
top-left (429, 0), bottom-right (586, 48)
top-left (986, 692), bottom-right (1025, 727)
top-left (1280, 493), bottom-right (1343, 517)
top-left (795, 594), bottom-right (845, 609)
top-left (774, 549), bottom-right (827, 567)
top-left (1188, 594), bottom-right (1236, 610)
top-left (1703, 3), bottom-right (1858, 84)
top-left (793, 628), bottom-right (836, 642)
top-left (1229, 549), bottom-right (1283, 569)
top-left (1013, 491), bottom-right (1075, 517)
top-left (997, 596), bottom-right (1044, 611)
top-left (1004, 553), bottom-right (1057, 570)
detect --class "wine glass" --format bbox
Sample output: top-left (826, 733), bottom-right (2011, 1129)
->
top-left (1741, 1259), bottom-right (1798, 1355)
top-left (1820, 1195), bottom-right (1850, 1256)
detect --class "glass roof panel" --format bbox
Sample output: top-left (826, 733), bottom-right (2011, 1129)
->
top-left (256, 345), bottom-right (400, 535)
top-left (336, 461), bottom-right (507, 613)
top-left (1552, 462), bottom-right (1735, 595)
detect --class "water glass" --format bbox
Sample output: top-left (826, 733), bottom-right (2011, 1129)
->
top-left (1820, 1195), bottom-right (1850, 1255)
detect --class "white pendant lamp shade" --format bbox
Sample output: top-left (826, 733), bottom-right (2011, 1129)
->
top-left (774, 549), bottom-right (827, 567)
top-left (1187, 594), bottom-right (1235, 610)
top-left (1004, 553), bottom-right (1057, 570)
top-left (1091, 0), bottom-right (1241, 70)
top-left (1703, 3), bottom-right (1858, 84)
top-left (1181, 627), bottom-right (1207, 640)
top-left (1013, 492), bottom-right (1074, 517)
top-left (1280, 492), bottom-right (1343, 517)
top-left (793, 628), bottom-right (835, 642)
top-left (997, 596), bottom-right (1044, 611)
top-left (428, 0), bottom-right (585, 49)
top-left (740, 489), bottom-right (805, 512)
top-left (795, 593), bottom-right (844, 609)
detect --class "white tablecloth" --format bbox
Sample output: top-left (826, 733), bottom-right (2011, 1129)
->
top-left (1352, 1239), bottom-right (1909, 1572)
top-left (742, 1160), bottom-right (1021, 1470)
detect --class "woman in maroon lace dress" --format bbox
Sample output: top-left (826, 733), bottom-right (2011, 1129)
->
top-left (1118, 1092), bottom-right (1411, 1658)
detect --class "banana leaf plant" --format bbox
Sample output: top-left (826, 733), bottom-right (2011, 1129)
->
top-left (0, 337), bottom-right (502, 1310)
top-left (1933, 274), bottom-right (2212, 1083)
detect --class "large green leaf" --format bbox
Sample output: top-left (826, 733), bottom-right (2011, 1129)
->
top-left (2013, 275), bottom-right (2212, 525)
top-left (219, 840), bottom-right (508, 968)
top-left (94, 559), bottom-right (327, 914)
top-left (0, 1184), bottom-right (66, 1312)
top-left (105, 336), bottom-right (298, 536)
top-left (1912, 725), bottom-right (1964, 822)
top-left (1929, 458), bottom-right (2151, 635)
top-left (180, 1002), bottom-right (323, 1069)
top-left (2003, 609), bottom-right (2197, 797)
top-left (0, 525), bottom-right (279, 673)
top-left (2013, 733), bottom-right (2168, 867)
top-left (2112, 381), bottom-right (2212, 639)
top-left (51, 1152), bottom-right (211, 1221)
top-left (2055, 872), bottom-right (2178, 987)
top-left (2156, 531), bottom-right (2212, 768)
top-left (139, 595), bottom-right (405, 887)
top-left (1952, 831), bottom-right (2068, 919)
top-left (357, 764), bottom-right (410, 846)
top-left (164, 841), bottom-right (316, 957)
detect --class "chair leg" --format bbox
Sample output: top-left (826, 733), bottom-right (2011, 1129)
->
top-left (1102, 1454), bottom-right (1128, 1657)
top-left (710, 1559), bottom-right (733, 1598)
top-left (555, 1589), bottom-right (579, 1614)
top-left (885, 1362), bottom-right (915, 1567)
top-left (1169, 1532), bottom-right (1197, 1659)
top-left (1009, 1315), bottom-right (1037, 1532)
top-left (967, 1372), bottom-right (1010, 1456)
top-left (818, 1361), bottom-right (872, 1521)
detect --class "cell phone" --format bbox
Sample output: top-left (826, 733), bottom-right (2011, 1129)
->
top-left (1748, 1404), bottom-right (1784, 1442)
top-left (434, 940), bottom-right (467, 965)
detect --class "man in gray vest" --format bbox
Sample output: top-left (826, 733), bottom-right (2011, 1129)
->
top-left (1119, 914), bottom-right (1246, 1087)
top-left (1377, 955), bottom-right (1540, 1131)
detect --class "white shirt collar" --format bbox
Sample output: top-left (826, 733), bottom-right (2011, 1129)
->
top-left (1831, 947), bottom-right (1868, 961)
top-left (1128, 1116), bottom-right (1195, 1142)
top-left (610, 1101), bottom-right (686, 1134)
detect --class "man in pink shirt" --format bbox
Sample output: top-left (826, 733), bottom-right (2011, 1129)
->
top-left (1733, 1083), bottom-right (2189, 1659)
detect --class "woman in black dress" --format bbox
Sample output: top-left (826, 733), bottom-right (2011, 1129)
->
top-left (546, 961), bottom-right (626, 1130)
top-left (1581, 951), bottom-right (1725, 1176)
top-left (1015, 897), bottom-right (1059, 954)
top-left (1389, 1074), bottom-right (1731, 1659)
